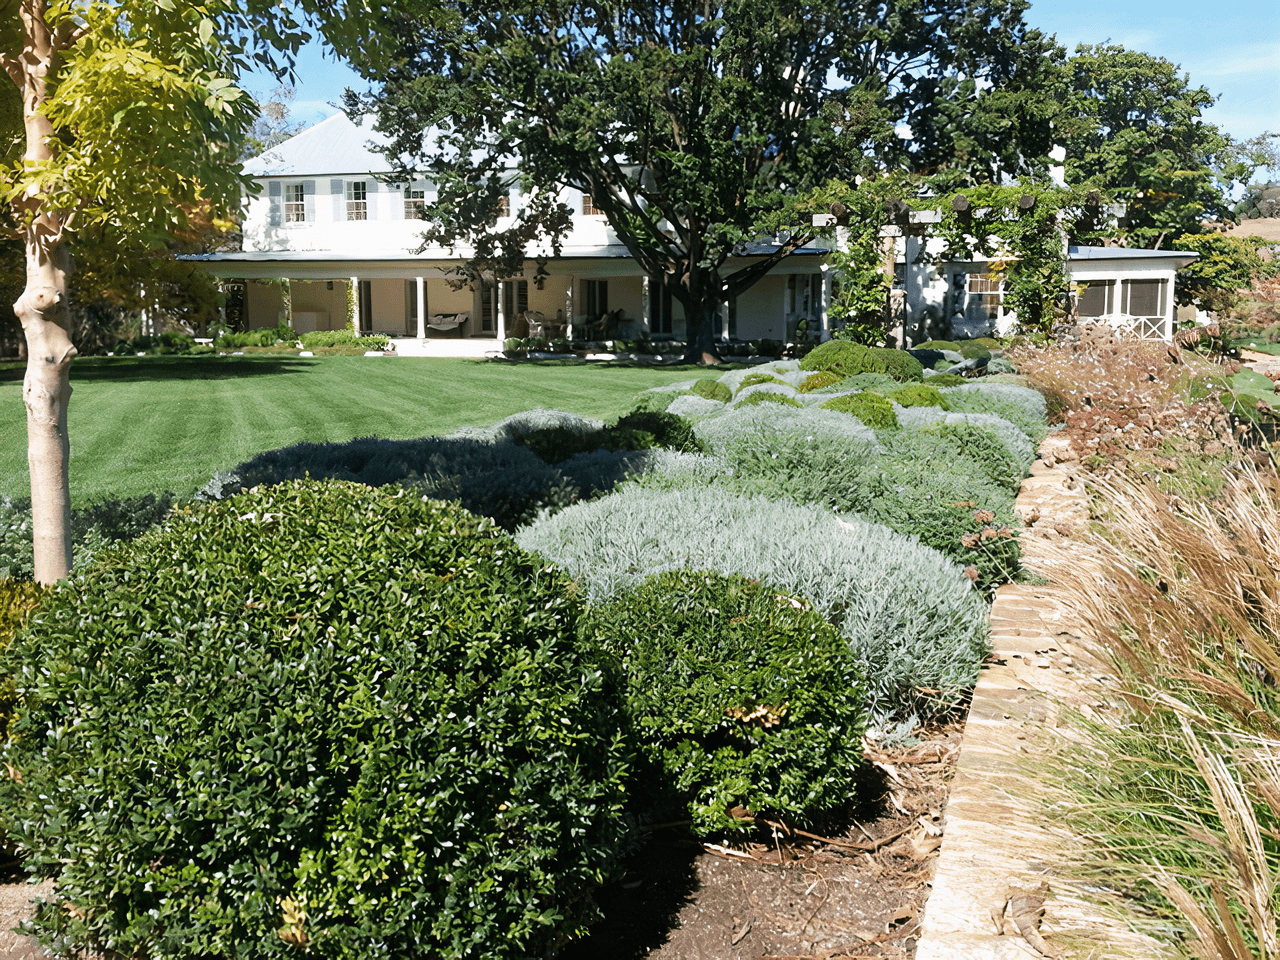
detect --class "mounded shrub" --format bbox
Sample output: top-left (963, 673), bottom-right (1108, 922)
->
top-left (298, 329), bottom-right (389, 351)
top-left (609, 410), bottom-right (703, 454)
top-left (626, 390), bottom-right (681, 414)
top-left (886, 384), bottom-right (949, 409)
top-left (0, 482), bottom-right (630, 960)
top-left (666, 393), bottom-right (733, 420)
top-left (798, 340), bottom-right (883, 378)
top-left (735, 390), bottom-right (802, 408)
top-left (872, 348), bottom-right (925, 382)
top-left (518, 487), bottom-right (989, 719)
top-left (582, 571), bottom-right (867, 836)
top-left (939, 384), bottom-right (1049, 443)
top-left (958, 343), bottom-right (993, 360)
top-left (832, 372), bottom-right (898, 393)
top-left (690, 378), bottom-right (732, 403)
top-left (798, 370), bottom-right (842, 393)
top-left (915, 340), bottom-right (960, 351)
top-left (819, 392), bottom-right (899, 429)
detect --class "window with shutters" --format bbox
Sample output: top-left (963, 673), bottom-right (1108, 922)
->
top-left (405, 188), bottom-right (426, 220)
top-left (346, 181), bottom-right (367, 221)
top-left (284, 183), bottom-right (306, 223)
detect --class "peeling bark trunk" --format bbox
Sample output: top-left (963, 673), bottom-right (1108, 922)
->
top-left (12, 0), bottom-right (77, 583)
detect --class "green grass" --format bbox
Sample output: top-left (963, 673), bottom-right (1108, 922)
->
top-left (0, 355), bottom-right (701, 503)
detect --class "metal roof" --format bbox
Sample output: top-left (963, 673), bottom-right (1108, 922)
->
top-left (1068, 244), bottom-right (1197, 264)
top-left (242, 113), bottom-right (392, 178)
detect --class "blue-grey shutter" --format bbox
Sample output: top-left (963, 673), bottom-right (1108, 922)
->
top-left (303, 180), bottom-right (315, 222)
top-left (267, 181), bottom-right (282, 227)
top-left (331, 179), bottom-right (344, 221)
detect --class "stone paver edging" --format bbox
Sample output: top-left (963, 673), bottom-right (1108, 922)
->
top-left (914, 450), bottom-right (1168, 960)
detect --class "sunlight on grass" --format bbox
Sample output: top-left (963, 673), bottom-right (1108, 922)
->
top-left (0, 356), bottom-right (703, 503)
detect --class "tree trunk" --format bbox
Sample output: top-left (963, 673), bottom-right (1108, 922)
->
top-left (17, 232), bottom-right (75, 583)
top-left (682, 298), bottom-right (723, 365)
top-left (13, 0), bottom-right (76, 583)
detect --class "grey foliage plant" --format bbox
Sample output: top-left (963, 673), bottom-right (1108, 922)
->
top-left (938, 383), bottom-right (1049, 442)
top-left (517, 486), bottom-right (989, 720)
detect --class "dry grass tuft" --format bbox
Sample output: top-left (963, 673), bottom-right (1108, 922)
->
top-left (1047, 463), bottom-right (1280, 959)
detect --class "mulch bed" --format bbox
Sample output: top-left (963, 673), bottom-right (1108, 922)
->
top-left (559, 725), bottom-right (962, 960)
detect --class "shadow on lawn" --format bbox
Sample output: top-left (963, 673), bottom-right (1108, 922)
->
top-left (0, 355), bottom-right (320, 384)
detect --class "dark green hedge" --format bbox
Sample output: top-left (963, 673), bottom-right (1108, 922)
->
top-left (1, 482), bottom-right (630, 960)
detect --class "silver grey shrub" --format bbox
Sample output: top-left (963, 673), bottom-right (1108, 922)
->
top-left (897, 406), bottom-right (1036, 467)
top-left (939, 384), bottom-right (1048, 442)
top-left (517, 486), bottom-right (989, 719)
top-left (448, 408), bottom-right (603, 444)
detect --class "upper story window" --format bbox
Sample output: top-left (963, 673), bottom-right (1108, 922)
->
top-left (582, 192), bottom-right (602, 216)
top-left (346, 181), bottom-right (368, 221)
top-left (496, 193), bottom-right (510, 218)
top-left (284, 183), bottom-right (306, 223)
top-left (405, 187), bottom-right (426, 220)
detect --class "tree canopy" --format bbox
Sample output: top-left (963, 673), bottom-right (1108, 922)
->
top-left (1059, 43), bottom-right (1245, 250)
top-left (349, 0), bottom-right (1060, 362)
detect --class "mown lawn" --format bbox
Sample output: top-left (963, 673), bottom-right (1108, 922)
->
top-left (0, 355), bottom-right (704, 503)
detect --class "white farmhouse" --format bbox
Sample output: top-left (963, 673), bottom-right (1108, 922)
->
top-left (192, 113), bottom-right (1198, 351)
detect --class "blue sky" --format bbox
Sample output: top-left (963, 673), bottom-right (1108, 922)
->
top-left (263, 1), bottom-right (1278, 145)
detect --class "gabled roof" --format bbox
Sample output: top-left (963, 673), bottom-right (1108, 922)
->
top-left (243, 113), bottom-right (392, 178)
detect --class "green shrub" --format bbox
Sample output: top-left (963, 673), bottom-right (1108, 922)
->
top-left (1, 482), bottom-right (629, 960)
top-left (518, 487), bottom-right (989, 720)
top-left (924, 373), bottom-right (968, 387)
top-left (628, 390), bottom-right (682, 414)
top-left (915, 340), bottom-right (960, 351)
top-left (519, 425), bottom-right (607, 463)
top-left (819, 392), bottom-right (899, 429)
top-left (872, 348), bottom-right (925, 382)
top-left (735, 372), bottom-right (787, 394)
top-left (582, 571), bottom-right (867, 837)
top-left (298, 329), bottom-right (389, 351)
top-left (691, 378), bottom-right (732, 403)
top-left (608, 410), bottom-right (703, 454)
top-left (798, 340), bottom-right (884, 378)
top-left (224, 436), bottom-right (579, 531)
top-left (0, 579), bottom-right (47, 741)
top-left (831, 372), bottom-right (898, 393)
top-left (959, 343), bottom-right (992, 360)
top-left (886, 383), bottom-right (949, 409)
top-left (735, 391), bottom-right (802, 408)
top-left (798, 370), bottom-right (842, 393)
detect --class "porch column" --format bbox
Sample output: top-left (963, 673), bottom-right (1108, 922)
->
top-left (719, 298), bottom-right (729, 340)
top-left (819, 265), bottom-right (832, 341)
top-left (415, 277), bottom-right (426, 339)
top-left (496, 279), bottom-right (507, 341)
top-left (565, 279), bottom-right (575, 340)
top-left (349, 276), bottom-right (359, 332)
top-left (641, 275), bottom-right (652, 337)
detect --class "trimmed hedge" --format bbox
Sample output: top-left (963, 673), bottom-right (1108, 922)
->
top-left (518, 487), bottom-right (989, 719)
top-left (1, 482), bottom-right (630, 960)
top-left (583, 571), bottom-right (867, 837)
top-left (298, 329), bottom-right (389, 351)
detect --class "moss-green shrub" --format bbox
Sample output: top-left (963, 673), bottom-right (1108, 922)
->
top-left (924, 373), bottom-right (968, 387)
top-left (735, 390), bottom-right (802, 408)
top-left (915, 340), bottom-right (960, 351)
top-left (735, 372), bottom-right (787, 395)
top-left (798, 370), bottom-right (842, 393)
top-left (887, 384), bottom-right (950, 409)
top-left (798, 340), bottom-right (883, 377)
top-left (939, 384), bottom-right (1049, 444)
top-left (958, 343), bottom-right (992, 360)
top-left (819, 392), bottom-right (900, 429)
top-left (518, 488), bottom-right (989, 720)
top-left (608, 410), bottom-right (703, 454)
top-left (582, 571), bottom-right (867, 837)
top-left (627, 390), bottom-right (682, 414)
top-left (1, 482), bottom-right (629, 960)
top-left (872, 348), bottom-right (925, 382)
top-left (971, 337), bottom-right (1003, 350)
top-left (691, 379), bottom-right (732, 403)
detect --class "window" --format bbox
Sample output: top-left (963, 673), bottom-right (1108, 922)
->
top-left (503, 279), bottom-right (528, 320)
top-left (496, 193), bottom-right (510, 218)
top-left (284, 183), bottom-right (306, 223)
top-left (967, 273), bottom-right (1003, 318)
top-left (346, 181), bottom-right (367, 221)
top-left (404, 188), bottom-right (426, 220)
top-left (582, 192), bottom-right (601, 216)
top-left (1076, 280), bottom-right (1114, 318)
top-left (1123, 279), bottom-right (1165, 318)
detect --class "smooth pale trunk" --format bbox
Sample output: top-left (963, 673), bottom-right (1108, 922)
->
top-left (17, 233), bottom-right (75, 584)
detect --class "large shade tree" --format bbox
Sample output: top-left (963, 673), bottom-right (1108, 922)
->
top-left (1, 0), bottom-right (385, 583)
top-left (349, 0), bottom-right (1060, 364)
top-left (1060, 43), bottom-right (1246, 250)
